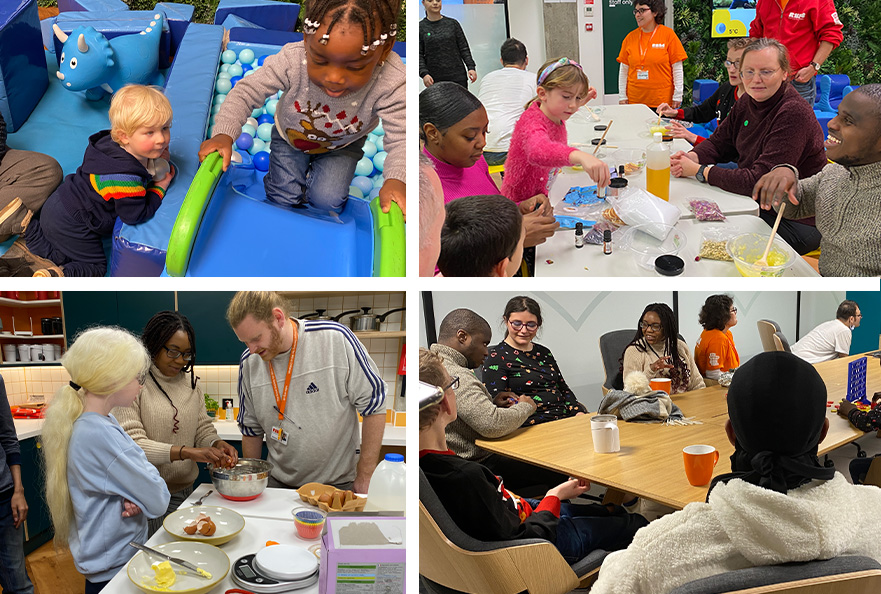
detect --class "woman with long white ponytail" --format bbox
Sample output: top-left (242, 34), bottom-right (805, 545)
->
top-left (42, 327), bottom-right (170, 593)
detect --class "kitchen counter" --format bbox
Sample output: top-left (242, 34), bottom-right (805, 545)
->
top-left (14, 418), bottom-right (406, 446)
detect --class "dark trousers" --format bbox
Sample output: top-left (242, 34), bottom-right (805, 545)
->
top-left (0, 149), bottom-right (62, 242)
top-left (758, 208), bottom-right (821, 255)
top-left (24, 193), bottom-right (107, 276)
top-left (482, 454), bottom-right (568, 495)
top-left (85, 580), bottom-right (108, 594)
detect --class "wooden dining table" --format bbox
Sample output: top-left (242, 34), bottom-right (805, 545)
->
top-left (476, 352), bottom-right (876, 510)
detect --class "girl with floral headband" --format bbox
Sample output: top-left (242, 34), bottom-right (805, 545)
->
top-left (501, 57), bottom-right (610, 206)
top-left (199, 0), bottom-right (406, 218)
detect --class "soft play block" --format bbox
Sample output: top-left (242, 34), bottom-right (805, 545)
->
top-left (156, 3), bottom-right (195, 56)
top-left (221, 13), bottom-right (262, 30)
top-left (52, 11), bottom-right (173, 70)
top-left (229, 27), bottom-right (302, 50)
top-left (0, 0), bottom-right (48, 133)
top-left (111, 22), bottom-right (223, 277)
top-left (214, 0), bottom-right (300, 32)
top-left (57, 0), bottom-right (127, 11)
top-left (693, 79), bottom-right (719, 105)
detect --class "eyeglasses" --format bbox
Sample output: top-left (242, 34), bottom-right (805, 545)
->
top-left (740, 68), bottom-right (781, 81)
top-left (445, 376), bottom-right (460, 391)
top-left (162, 345), bottom-right (194, 361)
top-left (633, 7), bottom-right (651, 14)
top-left (730, 307), bottom-right (738, 314)
top-left (724, 60), bottom-right (740, 68)
top-left (509, 320), bottom-right (539, 332)
top-left (137, 370), bottom-right (148, 386)
top-left (639, 321), bottom-right (662, 332)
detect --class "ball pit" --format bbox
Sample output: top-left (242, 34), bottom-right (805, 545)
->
top-left (229, 75), bottom-right (242, 88)
top-left (221, 50), bottom-right (237, 64)
top-left (253, 151), bottom-right (270, 171)
top-left (228, 64), bottom-right (244, 78)
top-left (351, 175), bottom-right (373, 196)
top-left (256, 123), bottom-right (273, 142)
top-left (236, 133), bottom-right (254, 151)
top-left (372, 151), bottom-right (387, 172)
top-left (215, 78), bottom-right (232, 95)
top-left (257, 114), bottom-right (274, 126)
top-left (239, 49), bottom-right (256, 65)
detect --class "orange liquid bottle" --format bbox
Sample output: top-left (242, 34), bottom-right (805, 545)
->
top-left (646, 132), bottom-right (671, 201)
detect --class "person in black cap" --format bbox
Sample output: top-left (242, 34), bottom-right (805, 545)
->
top-left (591, 351), bottom-right (881, 594)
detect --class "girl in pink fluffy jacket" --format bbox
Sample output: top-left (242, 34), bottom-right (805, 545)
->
top-left (501, 58), bottom-right (610, 204)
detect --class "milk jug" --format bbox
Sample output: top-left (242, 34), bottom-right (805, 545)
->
top-left (363, 453), bottom-right (406, 514)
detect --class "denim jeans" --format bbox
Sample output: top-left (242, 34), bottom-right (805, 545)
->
top-left (263, 126), bottom-right (365, 213)
top-left (526, 498), bottom-right (648, 564)
top-left (0, 496), bottom-right (34, 594)
top-left (792, 79), bottom-right (817, 106)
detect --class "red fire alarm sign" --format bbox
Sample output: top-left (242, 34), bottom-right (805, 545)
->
top-left (585, 23), bottom-right (593, 31)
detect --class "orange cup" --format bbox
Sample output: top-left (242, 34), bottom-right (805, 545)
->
top-left (650, 378), bottom-right (672, 394)
top-left (683, 444), bottom-right (719, 486)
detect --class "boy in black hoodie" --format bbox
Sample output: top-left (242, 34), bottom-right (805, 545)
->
top-left (5, 85), bottom-right (174, 277)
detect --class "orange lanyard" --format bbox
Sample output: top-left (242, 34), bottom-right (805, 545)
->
top-left (638, 27), bottom-right (659, 67)
top-left (268, 319), bottom-right (298, 420)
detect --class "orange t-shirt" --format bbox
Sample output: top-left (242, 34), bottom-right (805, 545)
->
top-left (694, 329), bottom-right (740, 375)
top-left (617, 24), bottom-right (688, 108)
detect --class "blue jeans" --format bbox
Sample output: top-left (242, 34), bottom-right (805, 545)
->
top-left (526, 498), bottom-right (648, 564)
top-left (263, 126), bottom-right (365, 213)
top-left (792, 79), bottom-right (817, 106)
top-left (0, 496), bottom-right (34, 594)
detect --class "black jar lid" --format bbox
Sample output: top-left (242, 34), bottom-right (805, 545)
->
top-left (609, 178), bottom-right (628, 188)
top-left (655, 255), bottom-right (685, 276)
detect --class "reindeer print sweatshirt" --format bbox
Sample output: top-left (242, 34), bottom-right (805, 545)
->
top-left (212, 42), bottom-right (406, 184)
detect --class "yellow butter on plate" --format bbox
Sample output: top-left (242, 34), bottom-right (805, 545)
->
top-left (151, 561), bottom-right (176, 589)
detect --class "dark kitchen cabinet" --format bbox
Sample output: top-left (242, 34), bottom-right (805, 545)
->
top-left (176, 292), bottom-right (243, 364)
top-left (19, 436), bottom-right (52, 553)
top-left (63, 292), bottom-right (175, 347)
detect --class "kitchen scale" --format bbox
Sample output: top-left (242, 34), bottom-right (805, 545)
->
top-left (232, 545), bottom-right (319, 593)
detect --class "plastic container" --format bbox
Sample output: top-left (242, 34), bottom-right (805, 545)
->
top-left (2, 344), bottom-right (17, 362)
top-left (646, 132), bottom-right (671, 201)
top-left (363, 453), bottom-right (406, 514)
top-left (620, 223), bottom-right (687, 271)
top-left (726, 233), bottom-right (796, 277)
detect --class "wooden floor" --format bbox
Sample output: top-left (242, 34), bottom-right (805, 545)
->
top-left (25, 540), bottom-right (83, 594)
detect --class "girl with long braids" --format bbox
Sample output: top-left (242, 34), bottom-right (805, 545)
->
top-left (42, 328), bottom-right (169, 593)
top-left (199, 0), bottom-right (406, 217)
top-left (114, 311), bottom-right (238, 536)
top-left (621, 303), bottom-right (705, 394)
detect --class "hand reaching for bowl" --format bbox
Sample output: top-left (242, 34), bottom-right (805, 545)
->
top-left (655, 103), bottom-right (679, 118)
top-left (183, 445), bottom-right (236, 467)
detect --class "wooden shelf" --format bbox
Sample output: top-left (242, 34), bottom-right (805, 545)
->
top-left (353, 330), bottom-right (406, 339)
top-left (1, 361), bottom-right (62, 367)
top-left (0, 298), bottom-right (61, 308)
top-left (0, 334), bottom-right (64, 340)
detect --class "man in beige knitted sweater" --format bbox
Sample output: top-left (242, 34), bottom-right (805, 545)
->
top-left (754, 85), bottom-right (881, 276)
top-left (429, 308), bottom-right (566, 492)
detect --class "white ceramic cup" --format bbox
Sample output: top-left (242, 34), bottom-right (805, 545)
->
top-left (42, 345), bottom-right (55, 361)
top-left (591, 414), bottom-right (620, 453)
top-left (17, 344), bottom-right (31, 362)
top-left (30, 345), bottom-right (44, 361)
top-left (2, 344), bottom-right (17, 362)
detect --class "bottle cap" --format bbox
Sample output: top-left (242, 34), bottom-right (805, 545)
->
top-left (610, 178), bottom-right (628, 188)
top-left (653, 132), bottom-right (663, 141)
top-left (603, 229), bottom-right (612, 241)
top-left (654, 255), bottom-right (685, 276)
top-left (385, 453), bottom-right (404, 462)
top-left (575, 222), bottom-right (583, 233)
top-left (594, 124), bottom-right (608, 131)
top-left (618, 165), bottom-right (626, 176)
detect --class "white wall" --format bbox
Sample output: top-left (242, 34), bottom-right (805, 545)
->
top-left (508, 0), bottom-right (546, 73)
top-left (421, 291), bottom-right (847, 412)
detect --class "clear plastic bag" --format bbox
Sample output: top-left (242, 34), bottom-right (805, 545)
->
top-left (556, 185), bottom-right (608, 223)
top-left (605, 186), bottom-right (681, 240)
top-left (585, 221), bottom-right (618, 245)
top-left (697, 226), bottom-right (739, 261)
top-left (689, 198), bottom-right (726, 221)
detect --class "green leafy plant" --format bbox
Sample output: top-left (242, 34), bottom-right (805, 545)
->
top-left (204, 393), bottom-right (219, 412)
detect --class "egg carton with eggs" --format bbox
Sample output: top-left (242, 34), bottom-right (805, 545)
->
top-left (297, 482), bottom-right (366, 513)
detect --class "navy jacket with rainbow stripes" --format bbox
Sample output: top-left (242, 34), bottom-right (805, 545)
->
top-left (56, 130), bottom-right (164, 235)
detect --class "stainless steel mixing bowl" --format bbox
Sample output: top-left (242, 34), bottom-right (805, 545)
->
top-left (208, 458), bottom-right (273, 500)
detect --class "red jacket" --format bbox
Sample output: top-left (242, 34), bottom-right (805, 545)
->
top-left (749, 0), bottom-right (843, 73)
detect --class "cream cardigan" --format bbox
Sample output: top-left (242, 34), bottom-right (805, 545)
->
top-left (622, 338), bottom-right (706, 393)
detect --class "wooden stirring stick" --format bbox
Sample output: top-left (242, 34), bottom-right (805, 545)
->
top-left (755, 202), bottom-right (786, 268)
top-left (593, 120), bottom-right (613, 155)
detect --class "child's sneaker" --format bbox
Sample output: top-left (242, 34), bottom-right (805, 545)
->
top-left (33, 267), bottom-right (64, 277)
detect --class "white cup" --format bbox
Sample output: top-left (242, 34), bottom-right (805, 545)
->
top-left (42, 345), bottom-right (55, 361)
top-left (30, 345), bottom-right (44, 361)
top-left (2, 344), bottom-right (17, 362)
top-left (17, 344), bottom-right (31, 362)
top-left (591, 414), bottom-right (620, 453)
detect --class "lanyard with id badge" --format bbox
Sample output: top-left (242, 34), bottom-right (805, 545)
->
top-left (269, 319), bottom-right (299, 445)
top-left (636, 27), bottom-right (659, 81)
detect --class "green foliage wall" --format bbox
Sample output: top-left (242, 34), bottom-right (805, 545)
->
top-left (673, 0), bottom-right (878, 107)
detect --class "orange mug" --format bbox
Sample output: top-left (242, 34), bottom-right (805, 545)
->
top-left (650, 378), bottom-right (672, 394)
top-left (683, 444), bottom-right (719, 486)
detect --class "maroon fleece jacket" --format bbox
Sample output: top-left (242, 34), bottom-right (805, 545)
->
top-left (692, 83), bottom-right (826, 198)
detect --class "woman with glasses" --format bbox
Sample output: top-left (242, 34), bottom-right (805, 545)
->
top-left (482, 296), bottom-right (587, 426)
top-left (655, 38), bottom-right (750, 146)
top-left (671, 38), bottom-right (826, 255)
top-left (621, 303), bottom-right (705, 394)
top-left (694, 295), bottom-right (740, 381)
top-left (114, 311), bottom-right (239, 535)
top-left (617, 0), bottom-right (688, 109)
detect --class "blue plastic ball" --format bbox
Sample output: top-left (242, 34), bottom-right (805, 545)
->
top-left (241, 64), bottom-right (253, 74)
top-left (265, 99), bottom-right (279, 116)
top-left (211, 103), bottom-right (222, 115)
top-left (239, 49), bottom-right (256, 65)
top-left (227, 64), bottom-right (244, 78)
top-left (229, 76), bottom-right (243, 88)
top-left (215, 79), bottom-right (232, 94)
top-left (217, 71), bottom-right (231, 80)
top-left (213, 94), bottom-right (226, 105)
top-left (372, 175), bottom-right (384, 188)
top-left (349, 186), bottom-right (364, 199)
top-left (220, 63), bottom-right (231, 73)
top-left (241, 124), bottom-right (257, 138)
top-left (352, 175), bottom-right (373, 195)
top-left (362, 140), bottom-right (377, 159)
top-left (368, 187), bottom-right (381, 200)
top-left (243, 70), bottom-right (255, 77)
top-left (354, 157), bottom-right (374, 177)
top-left (236, 133), bottom-right (254, 151)
top-left (258, 55), bottom-right (268, 66)
top-left (251, 107), bottom-right (264, 118)
top-left (253, 150), bottom-right (270, 171)
top-left (256, 123), bottom-right (274, 142)
top-left (372, 122), bottom-right (384, 136)
top-left (257, 114), bottom-right (274, 126)
top-left (249, 138), bottom-right (266, 154)
top-left (374, 137), bottom-right (384, 151)
top-left (367, 133), bottom-right (378, 144)
top-left (221, 50), bottom-right (237, 64)
top-left (372, 151), bottom-right (387, 172)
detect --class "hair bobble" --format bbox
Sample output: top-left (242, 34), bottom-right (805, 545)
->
top-left (537, 57), bottom-right (584, 87)
top-left (320, 33), bottom-right (329, 44)
top-left (69, 381), bottom-right (81, 391)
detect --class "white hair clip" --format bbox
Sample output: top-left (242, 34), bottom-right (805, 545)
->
top-left (320, 33), bottom-right (329, 44)
top-left (361, 44), bottom-right (370, 55)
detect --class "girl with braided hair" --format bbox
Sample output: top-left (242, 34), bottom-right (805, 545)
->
top-left (114, 311), bottom-right (238, 536)
top-left (620, 303), bottom-right (705, 394)
top-left (199, 0), bottom-right (406, 218)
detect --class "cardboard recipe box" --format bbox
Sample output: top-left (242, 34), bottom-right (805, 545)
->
top-left (319, 515), bottom-right (405, 594)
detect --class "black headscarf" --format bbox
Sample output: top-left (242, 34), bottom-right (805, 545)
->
top-left (709, 351), bottom-right (835, 495)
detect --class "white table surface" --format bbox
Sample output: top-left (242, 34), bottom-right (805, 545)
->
top-left (184, 483), bottom-right (314, 521)
top-left (537, 214), bottom-right (820, 277)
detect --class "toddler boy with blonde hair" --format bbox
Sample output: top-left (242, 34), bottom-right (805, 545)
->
top-left (6, 85), bottom-right (175, 276)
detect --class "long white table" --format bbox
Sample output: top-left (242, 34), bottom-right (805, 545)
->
top-left (537, 214), bottom-right (819, 277)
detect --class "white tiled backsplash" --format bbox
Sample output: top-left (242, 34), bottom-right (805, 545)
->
top-left (2, 290), bottom-right (404, 410)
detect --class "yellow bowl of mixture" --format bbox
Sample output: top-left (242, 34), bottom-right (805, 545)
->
top-left (726, 233), bottom-right (796, 277)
